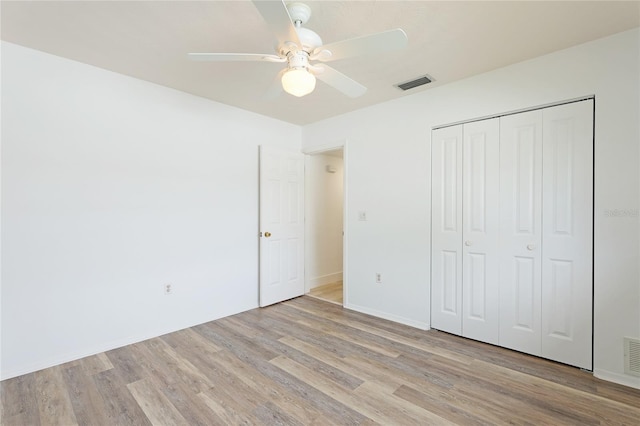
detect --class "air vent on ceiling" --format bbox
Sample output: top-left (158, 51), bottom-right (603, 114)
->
top-left (624, 337), bottom-right (640, 377)
top-left (396, 75), bottom-right (433, 91)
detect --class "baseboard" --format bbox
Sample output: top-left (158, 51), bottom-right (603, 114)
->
top-left (344, 302), bottom-right (430, 331)
top-left (1, 335), bottom-right (159, 381)
top-left (0, 305), bottom-right (256, 381)
top-left (308, 272), bottom-right (342, 290)
top-left (594, 368), bottom-right (640, 389)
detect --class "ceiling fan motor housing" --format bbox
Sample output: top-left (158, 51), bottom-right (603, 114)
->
top-left (287, 51), bottom-right (310, 70)
top-left (295, 27), bottom-right (322, 52)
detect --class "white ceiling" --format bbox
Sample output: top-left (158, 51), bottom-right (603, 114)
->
top-left (2, 1), bottom-right (639, 125)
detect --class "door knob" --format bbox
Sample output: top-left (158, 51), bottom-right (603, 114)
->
top-left (464, 240), bottom-right (473, 246)
top-left (527, 244), bottom-right (536, 250)
top-left (264, 232), bottom-right (272, 238)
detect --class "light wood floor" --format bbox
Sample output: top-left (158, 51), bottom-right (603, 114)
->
top-left (307, 281), bottom-right (343, 305)
top-left (2, 296), bottom-right (640, 425)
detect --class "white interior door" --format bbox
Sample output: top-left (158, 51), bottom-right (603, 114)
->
top-left (259, 146), bottom-right (305, 307)
top-left (431, 125), bottom-right (463, 335)
top-left (541, 100), bottom-right (593, 369)
top-left (499, 110), bottom-right (543, 356)
top-left (462, 118), bottom-right (500, 345)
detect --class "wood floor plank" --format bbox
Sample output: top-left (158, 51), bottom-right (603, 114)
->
top-left (286, 299), bottom-right (475, 365)
top-left (280, 329), bottom-right (455, 397)
top-left (208, 348), bottom-right (329, 424)
top-left (469, 358), bottom-right (640, 424)
top-left (61, 364), bottom-right (110, 426)
top-left (92, 368), bottom-right (153, 425)
top-left (125, 340), bottom-right (223, 425)
top-left (252, 400), bottom-right (305, 426)
top-left (271, 354), bottom-right (454, 425)
top-left (161, 327), bottom-right (224, 355)
top-left (299, 318), bottom-right (403, 358)
top-left (127, 379), bottom-right (190, 426)
top-left (34, 366), bottom-right (78, 426)
top-left (1, 372), bottom-right (42, 426)
top-left (282, 322), bottom-right (458, 393)
top-left (195, 321), bottom-right (370, 424)
top-left (224, 313), bottom-right (365, 391)
top-left (284, 315), bottom-right (403, 358)
top-left (452, 379), bottom-right (587, 425)
top-left (105, 345), bottom-right (147, 385)
top-left (242, 307), bottom-right (362, 359)
top-left (293, 296), bottom-right (430, 340)
top-left (354, 380), bottom-right (457, 425)
top-left (596, 380), bottom-right (640, 406)
top-left (125, 340), bottom-right (180, 390)
top-left (145, 338), bottom-right (216, 394)
top-left (3, 296), bottom-right (640, 425)
top-left (278, 335), bottom-right (403, 393)
top-left (156, 380), bottom-right (226, 426)
top-left (198, 384), bottom-right (264, 425)
top-left (78, 352), bottom-right (114, 376)
top-left (394, 383), bottom-right (525, 426)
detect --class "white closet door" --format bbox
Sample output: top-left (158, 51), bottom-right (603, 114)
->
top-left (431, 125), bottom-right (463, 335)
top-left (541, 100), bottom-right (593, 369)
top-left (462, 119), bottom-right (500, 344)
top-left (499, 110), bottom-right (543, 355)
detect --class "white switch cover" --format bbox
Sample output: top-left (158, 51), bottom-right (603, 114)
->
top-left (358, 211), bottom-right (367, 221)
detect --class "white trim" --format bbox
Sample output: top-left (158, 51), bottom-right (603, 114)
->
top-left (301, 139), bottom-right (346, 155)
top-left (342, 141), bottom-right (349, 307)
top-left (594, 368), bottom-right (640, 390)
top-left (308, 272), bottom-right (343, 289)
top-left (344, 302), bottom-right (430, 331)
top-left (303, 154), bottom-right (311, 293)
top-left (433, 95), bottom-right (595, 130)
top-left (0, 309), bottom-right (243, 380)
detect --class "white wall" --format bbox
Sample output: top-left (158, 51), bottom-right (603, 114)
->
top-left (302, 28), bottom-right (640, 388)
top-left (0, 42), bottom-right (301, 379)
top-left (304, 154), bottom-right (343, 290)
top-left (2, 28), bottom-right (639, 389)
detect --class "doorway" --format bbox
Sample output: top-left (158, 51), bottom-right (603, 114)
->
top-left (304, 148), bottom-right (345, 305)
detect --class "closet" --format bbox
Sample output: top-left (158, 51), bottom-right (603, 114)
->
top-left (431, 99), bottom-right (593, 370)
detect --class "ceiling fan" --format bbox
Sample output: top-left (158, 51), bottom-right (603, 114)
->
top-left (188, 1), bottom-right (408, 98)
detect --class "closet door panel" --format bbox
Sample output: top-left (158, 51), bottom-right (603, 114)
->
top-left (462, 118), bottom-right (500, 344)
top-left (541, 100), bottom-right (593, 369)
top-left (431, 125), bottom-right (463, 335)
top-left (499, 110), bottom-right (543, 355)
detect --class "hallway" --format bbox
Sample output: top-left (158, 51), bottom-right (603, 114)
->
top-left (307, 281), bottom-right (343, 305)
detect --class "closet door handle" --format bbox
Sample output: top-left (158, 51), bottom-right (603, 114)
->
top-left (527, 244), bottom-right (536, 251)
top-left (464, 240), bottom-right (473, 246)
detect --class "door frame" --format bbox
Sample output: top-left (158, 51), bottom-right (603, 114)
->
top-left (302, 140), bottom-right (348, 306)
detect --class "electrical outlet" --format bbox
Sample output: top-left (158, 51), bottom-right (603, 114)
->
top-left (164, 283), bottom-right (172, 295)
top-left (375, 273), bottom-right (382, 283)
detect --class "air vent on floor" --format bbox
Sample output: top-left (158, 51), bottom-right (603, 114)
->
top-left (624, 337), bottom-right (640, 377)
top-left (396, 75), bottom-right (433, 91)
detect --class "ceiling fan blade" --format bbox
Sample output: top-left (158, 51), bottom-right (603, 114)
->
top-left (312, 28), bottom-right (408, 62)
top-left (188, 53), bottom-right (285, 62)
top-left (252, 0), bottom-right (301, 49)
top-left (313, 65), bottom-right (367, 98)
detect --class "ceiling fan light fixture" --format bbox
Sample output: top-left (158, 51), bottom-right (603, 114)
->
top-left (281, 68), bottom-right (316, 97)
